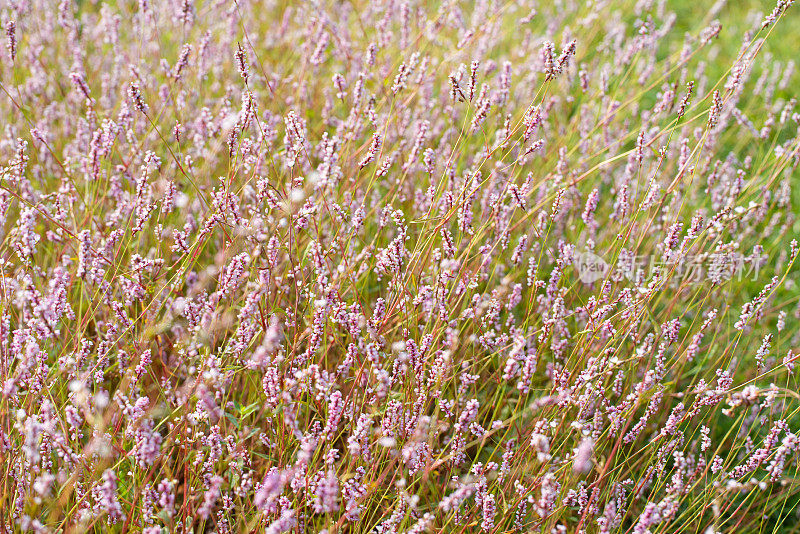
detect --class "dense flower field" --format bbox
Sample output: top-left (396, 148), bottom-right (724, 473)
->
top-left (0, 0), bottom-right (799, 532)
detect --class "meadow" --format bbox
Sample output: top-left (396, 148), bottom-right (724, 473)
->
top-left (0, 0), bottom-right (799, 532)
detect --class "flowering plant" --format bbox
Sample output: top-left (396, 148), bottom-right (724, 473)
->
top-left (0, 0), bottom-right (799, 532)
